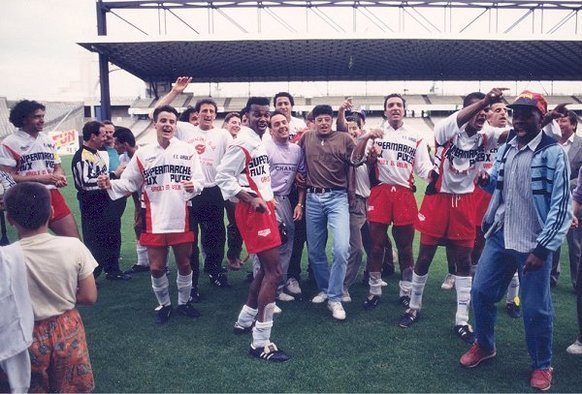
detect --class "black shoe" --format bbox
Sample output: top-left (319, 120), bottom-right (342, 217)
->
top-left (176, 301), bottom-right (201, 318)
top-left (399, 310), bottom-right (420, 328)
top-left (363, 295), bottom-right (380, 310)
top-left (154, 305), bottom-right (172, 324)
top-left (506, 302), bottom-right (521, 318)
top-left (454, 324), bottom-right (476, 345)
top-left (124, 264), bottom-right (150, 274)
top-left (399, 295), bottom-right (411, 308)
top-left (209, 272), bottom-right (231, 288)
top-left (190, 287), bottom-right (201, 303)
top-left (249, 343), bottom-right (290, 362)
top-left (105, 271), bottom-right (132, 281)
top-left (233, 322), bottom-right (253, 335)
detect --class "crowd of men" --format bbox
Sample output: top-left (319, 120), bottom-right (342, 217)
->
top-left (0, 84), bottom-right (581, 391)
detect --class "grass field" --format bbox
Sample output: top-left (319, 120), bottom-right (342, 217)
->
top-left (10, 155), bottom-right (581, 392)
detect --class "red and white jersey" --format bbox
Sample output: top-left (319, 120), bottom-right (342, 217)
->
top-left (107, 139), bottom-right (205, 234)
top-left (174, 121), bottom-right (233, 188)
top-left (289, 116), bottom-right (307, 138)
top-left (369, 123), bottom-right (434, 190)
top-left (216, 129), bottom-right (274, 203)
top-left (0, 130), bottom-right (61, 189)
top-left (433, 112), bottom-right (504, 194)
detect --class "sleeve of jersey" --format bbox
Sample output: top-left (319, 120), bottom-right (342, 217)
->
top-left (298, 149), bottom-right (307, 176)
top-left (183, 150), bottom-right (205, 201)
top-left (350, 138), bottom-right (372, 166)
top-left (434, 111), bottom-right (461, 146)
top-left (216, 144), bottom-right (246, 201)
top-left (413, 138), bottom-right (435, 182)
top-left (0, 143), bottom-right (17, 167)
top-left (107, 154), bottom-right (143, 200)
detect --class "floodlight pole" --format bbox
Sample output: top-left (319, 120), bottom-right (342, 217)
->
top-left (97, 0), bottom-right (112, 121)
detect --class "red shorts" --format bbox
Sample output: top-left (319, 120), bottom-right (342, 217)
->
top-left (367, 184), bottom-right (418, 226)
top-left (29, 309), bottom-right (94, 393)
top-left (235, 200), bottom-right (281, 254)
top-left (140, 231), bottom-right (195, 247)
top-left (415, 193), bottom-right (476, 243)
top-left (49, 189), bottom-right (72, 222)
top-left (472, 186), bottom-right (492, 227)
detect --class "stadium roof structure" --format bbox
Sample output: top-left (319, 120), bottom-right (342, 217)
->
top-left (79, 35), bottom-right (582, 83)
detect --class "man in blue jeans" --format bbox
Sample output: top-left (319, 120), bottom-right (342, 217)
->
top-left (460, 91), bottom-right (572, 391)
top-left (298, 104), bottom-right (355, 320)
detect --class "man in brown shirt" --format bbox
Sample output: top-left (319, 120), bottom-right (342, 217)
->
top-left (298, 104), bottom-right (355, 320)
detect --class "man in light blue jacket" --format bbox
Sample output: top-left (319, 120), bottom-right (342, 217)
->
top-left (459, 91), bottom-right (572, 392)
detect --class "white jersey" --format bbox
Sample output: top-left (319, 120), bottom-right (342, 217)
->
top-left (0, 130), bottom-right (61, 189)
top-left (106, 138), bottom-right (204, 234)
top-left (433, 111), bottom-right (504, 194)
top-left (368, 123), bottom-right (434, 190)
top-left (216, 129), bottom-right (274, 202)
top-left (174, 121), bottom-right (232, 188)
top-left (354, 164), bottom-right (371, 198)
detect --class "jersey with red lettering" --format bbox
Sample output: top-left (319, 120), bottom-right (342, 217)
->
top-left (106, 139), bottom-right (205, 234)
top-left (0, 130), bottom-right (61, 189)
top-left (174, 121), bottom-right (232, 187)
top-left (433, 112), bottom-right (504, 194)
top-left (370, 123), bottom-right (434, 190)
top-left (216, 129), bottom-right (273, 202)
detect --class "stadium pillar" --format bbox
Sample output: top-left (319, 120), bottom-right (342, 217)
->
top-left (96, 0), bottom-right (112, 121)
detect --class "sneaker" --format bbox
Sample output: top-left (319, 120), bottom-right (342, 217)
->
top-left (277, 292), bottom-right (295, 302)
top-left (327, 301), bottom-right (346, 320)
top-left (399, 295), bottom-right (411, 308)
top-left (566, 338), bottom-right (582, 355)
top-left (124, 264), bottom-right (150, 274)
top-left (154, 304), bottom-right (172, 324)
top-left (190, 287), bottom-right (201, 303)
top-left (249, 342), bottom-right (290, 362)
top-left (399, 309), bottom-right (420, 328)
top-left (363, 295), bottom-right (380, 310)
top-left (228, 258), bottom-right (243, 271)
top-left (105, 271), bottom-right (132, 281)
top-left (530, 368), bottom-right (553, 391)
top-left (233, 321), bottom-right (253, 335)
top-left (209, 272), bottom-right (231, 288)
top-left (176, 301), bottom-right (201, 318)
top-left (441, 273), bottom-right (455, 290)
top-left (460, 342), bottom-right (497, 368)
top-left (286, 277), bottom-right (302, 295)
top-left (341, 291), bottom-right (352, 303)
top-left (506, 302), bottom-right (521, 318)
top-left (274, 304), bottom-right (282, 314)
top-left (311, 291), bottom-right (328, 304)
top-left (454, 324), bottom-right (476, 345)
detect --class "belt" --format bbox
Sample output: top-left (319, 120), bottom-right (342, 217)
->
top-left (307, 187), bottom-right (345, 194)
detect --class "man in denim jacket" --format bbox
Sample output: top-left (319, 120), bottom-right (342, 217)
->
top-left (460, 91), bottom-right (572, 391)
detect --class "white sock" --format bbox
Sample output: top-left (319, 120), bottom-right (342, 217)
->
top-left (176, 272), bottom-right (193, 305)
top-left (409, 272), bottom-right (428, 310)
top-left (455, 275), bottom-right (472, 326)
top-left (399, 280), bottom-right (412, 298)
top-left (151, 274), bottom-right (171, 307)
top-left (506, 272), bottom-right (520, 303)
top-left (259, 302), bottom-right (276, 322)
top-left (368, 271), bottom-right (382, 296)
top-left (252, 320), bottom-right (273, 348)
top-left (237, 304), bottom-right (258, 328)
top-left (136, 241), bottom-right (149, 266)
